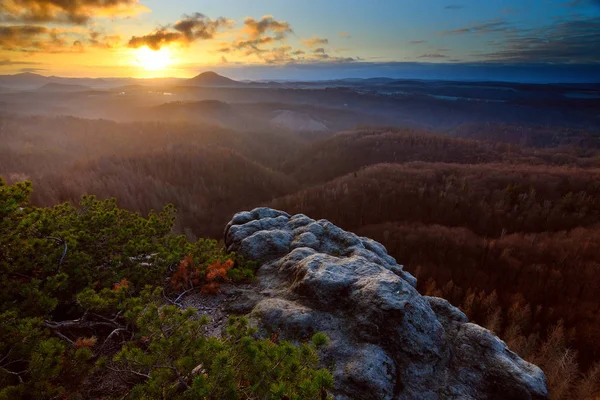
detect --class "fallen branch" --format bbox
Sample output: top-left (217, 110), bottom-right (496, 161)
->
top-left (52, 330), bottom-right (75, 345)
top-left (106, 365), bottom-right (150, 380)
top-left (44, 317), bottom-right (121, 331)
top-left (102, 327), bottom-right (129, 348)
top-left (0, 366), bottom-right (26, 384)
top-left (163, 286), bottom-right (198, 307)
top-left (162, 288), bottom-right (176, 305)
top-left (173, 287), bottom-right (197, 305)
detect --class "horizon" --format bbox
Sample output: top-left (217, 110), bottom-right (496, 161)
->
top-left (3, 63), bottom-right (600, 84)
top-left (1, 0), bottom-right (599, 83)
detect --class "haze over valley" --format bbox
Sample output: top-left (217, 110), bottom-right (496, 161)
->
top-left (1, 71), bottom-right (599, 133)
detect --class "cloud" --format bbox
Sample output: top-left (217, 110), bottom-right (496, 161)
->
top-left (418, 53), bottom-right (448, 58)
top-left (242, 15), bottom-right (292, 39)
top-left (561, 0), bottom-right (600, 7)
top-left (228, 36), bottom-right (276, 52)
top-left (0, 25), bottom-right (48, 51)
top-left (89, 29), bottom-right (121, 49)
top-left (440, 15), bottom-right (600, 63)
top-left (408, 40), bottom-right (427, 44)
top-left (0, 0), bottom-right (149, 25)
top-left (302, 36), bottom-right (328, 48)
top-left (310, 54), bottom-right (355, 62)
top-left (472, 16), bottom-right (600, 63)
top-left (0, 2), bottom-right (134, 52)
top-left (339, 32), bottom-right (351, 38)
top-left (173, 13), bottom-right (232, 40)
top-left (252, 43), bottom-right (354, 65)
top-left (442, 20), bottom-right (510, 35)
top-left (263, 45), bottom-right (293, 64)
top-left (0, 25), bottom-right (60, 51)
top-left (0, 58), bottom-right (43, 66)
top-left (128, 13), bottom-right (232, 50)
top-left (19, 67), bottom-right (45, 72)
top-left (216, 15), bottom-right (299, 61)
top-left (213, 14), bottom-right (351, 65)
top-left (444, 4), bottom-right (465, 9)
top-left (0, 24), bottom-right (112, 52)
top-left (128, 31), bottom-right (187, 50)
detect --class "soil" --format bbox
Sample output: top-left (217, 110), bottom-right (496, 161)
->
top-left (181, 282), bottom-right (262, 337)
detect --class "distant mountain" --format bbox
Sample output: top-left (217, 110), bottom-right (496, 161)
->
top-left (187, 71), bottom-right (239, 86)
top-left (0, 72), bottom-right (50, 88)
top-left (38, 82), bottom-right (91, 92)
top-left (335, 77), bottom-right (396, 84)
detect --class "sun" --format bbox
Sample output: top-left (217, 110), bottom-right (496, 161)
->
top-left (132, 47), bottom-right (172, 71)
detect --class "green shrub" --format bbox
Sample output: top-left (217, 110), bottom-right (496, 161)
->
top-left (0, 178), bottom-right (332, 399)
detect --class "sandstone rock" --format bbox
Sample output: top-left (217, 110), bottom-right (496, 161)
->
top-left (225, 208), bottom-right (549, 400)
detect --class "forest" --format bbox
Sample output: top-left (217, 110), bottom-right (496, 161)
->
top-left (1, 113), bottom-right (600, 398)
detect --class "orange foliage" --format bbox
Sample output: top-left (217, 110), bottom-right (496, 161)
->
top-left (201, 259), bottom-right (234, 295)
top-left (74, 337), bottom-right (97, 349)
top-left (113, 278), bottom-right (129, 291)
top-left (206, 259), bottom-right (234, 281)
top-left (171, 256), bottom-right (234, 294)
top-left (170, 255), bottom-right (202, 291)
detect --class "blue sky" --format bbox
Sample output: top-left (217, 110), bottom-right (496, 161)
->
top-left (136, 0), bottom-right (600, 63)
top-left (0, 0), bottom-right (599, 80)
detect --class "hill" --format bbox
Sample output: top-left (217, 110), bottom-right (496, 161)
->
top-left (271, 162), bottom-right (600, 236)
top-left (270, 162), bottom-right (600, 368)
top-left (283, 128), bottom-right (600, 185)
top-left (187, 71), bottom-right (239, 86)
top-left (38, 82), bottom-right (91, 92)
top-left (0, 72), bottom-right (49, 88)
top-left (34, 146), bottom-right (298, 238)
top-left (449, 122), bottom-right (600, 149)
top-left (283, 128), bottom-right (526, 185)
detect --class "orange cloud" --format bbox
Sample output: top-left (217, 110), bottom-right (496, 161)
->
top-left (302, 36), bottom-right (328, 48)
top-left (0, 24), bottom-right (117, 52)
top-left (242, 15), bottom-right (292, 39)
top-left (215, 15), bottom-right (354, 65)
top-left (128, 13), bottom-right (232, 50)
top-left (0, 0), bottom-right (149, 25)
top-left (216, 15), bottom-right (293, 59)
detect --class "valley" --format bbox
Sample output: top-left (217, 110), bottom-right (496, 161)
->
top-left (1, 71), bottom-right (599, 398)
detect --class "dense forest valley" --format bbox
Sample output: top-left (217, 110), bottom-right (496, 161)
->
top-left (2, 107), bottom-right (600, 398)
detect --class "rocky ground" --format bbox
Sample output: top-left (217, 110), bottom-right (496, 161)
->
top-left (220, 207), bottom-right (549, 400)
top-left (173, 207), bottom-right (550, 399)
top-left (180, 281), bottom-right (273, 338)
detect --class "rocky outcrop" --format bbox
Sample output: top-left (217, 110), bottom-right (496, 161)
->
top-left (224, 208), bottom-right (549, 400)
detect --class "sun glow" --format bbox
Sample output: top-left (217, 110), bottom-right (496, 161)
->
top-left (132, 47), bottom-right (172, 71)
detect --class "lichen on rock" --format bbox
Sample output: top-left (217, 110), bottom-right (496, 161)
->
top-left (225, 207), bottom-right (549, 400)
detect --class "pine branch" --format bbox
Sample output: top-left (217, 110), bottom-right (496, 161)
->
top-left (45, 236), bottom-right (68, 271)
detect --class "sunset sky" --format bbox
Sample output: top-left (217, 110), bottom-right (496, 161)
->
top-left (0, 0), bottom-right (599, 79)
